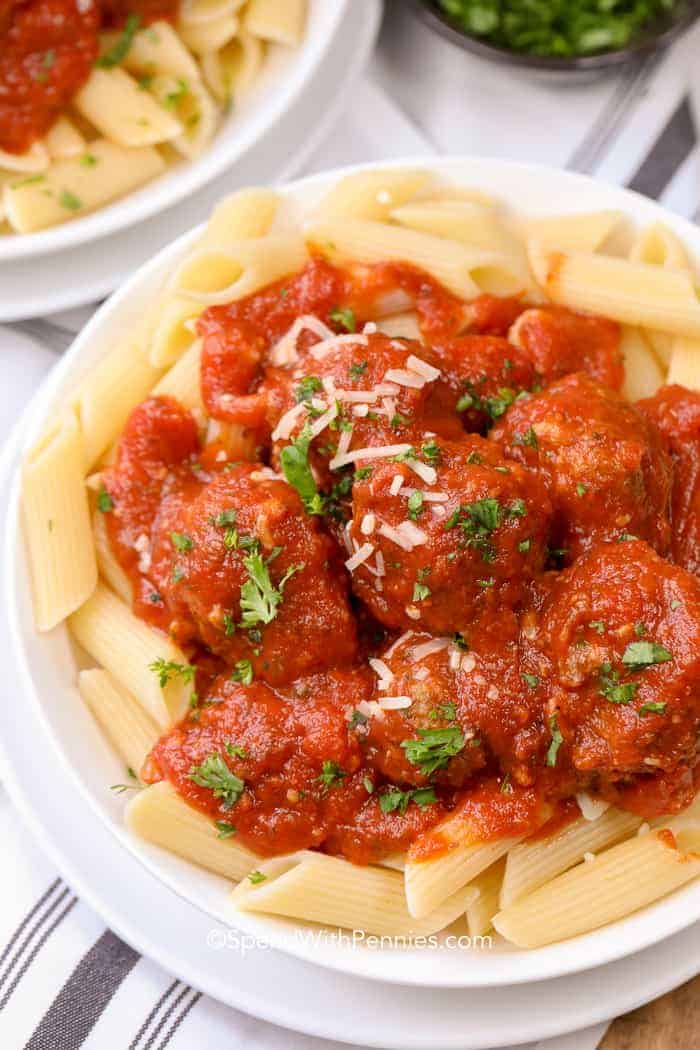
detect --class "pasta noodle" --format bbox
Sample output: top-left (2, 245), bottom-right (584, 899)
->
top-left (244, 0), bottom-right (306, 47)
top-left (493, 823), bottom-right (700, 948)
top-left (126, 780), bottom-right (261, 881)
top-left (74, 68), bottom-right (183, 148)
top-left (525, 210), bottom-right (624, 253)
top-left (465, 859), bottom-right (505, 937)
top-left (170, 233), bottom-right (308, 304)
top-left (152, 338), bottom-right (205, 411)
top-left (93, 509), bottom-right (133, 604)
top-left (667, 337), bottom-right (700, 391)
top-left (44, 117), bottom-right (86, 161)
top-left (315, 169), bottom-right (433, 223)
top-left (22, 410), bottom-right (97, 631)
top-left (231, 850), bottom-right (477, 937)
top-left (620, 327), bottom-right (666, 402)
top-left (79, 668), bottom-right (159, 774)
top-left (201, 30), bottom-right (264, 105)
top-left (69, 582), bottom-right (195, 729)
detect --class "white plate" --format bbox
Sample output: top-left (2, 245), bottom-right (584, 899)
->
top-left (7, 156), bottom-right (700, 991)
top-left (0, 0), bottom-right (348, 263)
top-left (0, 428), bottom-right (698, 1050)
top-left (0, 0), bottom-right (380, 321)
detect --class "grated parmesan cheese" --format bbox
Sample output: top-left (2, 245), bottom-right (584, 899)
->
top-left (405, 605), bottom-right (422, 621)
top-left (576, 793), bottom-right (610, 822)
top-left (406, 354), bottom-right (441, 381)
top-left (310, 333), bottom-right (369, 360)
top-left (383, 368), bottom-right (427, 389)
top-left (361, 512), bottom-right (376, 536)
top-left (390, 474), bottom-right (404, 496)
top-left (345, 543), bottom-right (375, 573)
top-left (330, 442), bottom-right (412, 471)
top-left (378, 522), bottom-right (415, 551)
top-left (378, 696), bottom-right (412, 711)
top-left (411, 638), bottom-right (450, 662)
top-left (384, 630), bottom-right (414, 658)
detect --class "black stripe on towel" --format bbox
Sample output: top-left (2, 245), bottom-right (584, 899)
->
top-left (0, 887), bottom-right (76, 1007)
top-left (627, 97), bottom-right (697, 199)
top-left (0, 878), bottom-right (63, 971)
top-left (129, 979), bottom-right (182, 1049)
top-left (25, 930), bottom-right (139, 1050)
top-left (155, 989), bottom-right (202, 1050)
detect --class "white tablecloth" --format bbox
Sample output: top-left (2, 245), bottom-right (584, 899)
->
top-left (3, 3), bottom-right (700, 1045)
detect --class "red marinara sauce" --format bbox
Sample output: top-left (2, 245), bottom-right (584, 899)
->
top-left (102, 256), bottom-right (700, 866)
top-left (0, 0), bottom-right (178, 155)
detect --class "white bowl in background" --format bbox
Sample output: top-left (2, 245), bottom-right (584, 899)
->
top-left (6, 157), bottom-right (700, 988)
top-left (0, 0), bottom-right (348, 263)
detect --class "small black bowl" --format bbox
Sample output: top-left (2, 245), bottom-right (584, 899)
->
top-left (408, 0), bottom-right (700, 77)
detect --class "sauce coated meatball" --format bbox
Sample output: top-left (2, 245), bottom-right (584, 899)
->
top-left (347, 435), bottom-right (552, 633)
top-left (532, 540), bottom-right (700, 816)
top-left (491, 372), bottom-right (672, 560)
top-left (637, 384), bottom-right (700, 575)
top-left (149, 463), bottom-right (358, 684)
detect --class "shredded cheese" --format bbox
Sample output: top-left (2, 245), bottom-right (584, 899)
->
top-left (269, 315), bottom-right (334, 366)
top-left (353, 404), bottom-right (369, 418)
top-left (576, 794), bottom-right (610, 822)
top-left (361, 512), bottom-right (376, 536)
top-left (310, 333), bottom-right (369, 360)
top-left (271, 401), bottom-right (307, 442)
top-left (330, 442), bottom-right (412, 471)
top-left (405, 459), bottom-right (437, 486)
top-left (345, 543), bottom-right (375, 573)
top-left (384, 630), bottom-right (414, 658)
top-left (400, 487), bottom-right (448, 503)
top-left (411, 638), bottom-right (450, 662)
top-left (308, 402), bottom-right (338, 439)
top-left (389, 474), bottom-right (404, 496)
top-left (383, 368), bottom-right (427, 389)
top-left (397, 521), bottom-right (428, 546)
top-left (369, 658), bottom-right (394, 690)
top-left (378, 696), bottom-right (412, 711)
top-left (406, 354), bottom-right (441, 381)
top-left (378, 522), bottom-right (415, 551)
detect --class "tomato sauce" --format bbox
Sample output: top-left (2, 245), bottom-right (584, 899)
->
top-left (103, 258), bottom-right (700, 864)
top-left (0, 0), bottom-right (178, 155)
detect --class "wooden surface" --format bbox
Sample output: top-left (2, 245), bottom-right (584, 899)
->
top-left (599, 974), bottom-right (699, 1049)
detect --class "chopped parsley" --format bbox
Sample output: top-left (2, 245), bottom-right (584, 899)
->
top-left (621, 641), bottom-right (673, 671)
top-left (317, 760), bottom-right (346, 789)
top-left (280, 423), bottom-right (324, 515)
top-left (79, 152), bottom-right (98, 167)
top-left (97, 13), bottom-right (141, 68)
top-left (165, 78), bottom-right (189, 108)
top-left (445, 497), bottom-right (503, 562)
top-left (230, 659), bottom-right (254, 685)
top-left (295, 376), bottom-right (323, 403)
top-left (391, 412), bottom-right (410, 430)
top-left (349, 708), bottom-right (368, 730)
top-left (521, 673), bottom-right (539, 689)
top-left (407, 491), bottom-right (424, 520)
top-left (452, 632), bottom-right (468, 650)
top-left (412, 566), bottom-right (431, 602)
top-left (576, 483), bottom-right (588, 497)
top-left (589, 620), bottom-right (606, 635)
top-left (598, 664), bottom-right (638, 705)
top-left (97, 486), bottom-right (114, 512)
top-left (59, 190), bottom-right (82, 211)
top-left (223, 612), bottom-right (236, 637)
top-left (330, 307), bottom-right (356, 332)
top-left (355, 467), bottom-right (372, 482)
top-left (401, 726), bottom-right (465, 777)
top-left (546, 714), bottom-right (563, 767)
top-left (170, 531), bottom-right (194, 552)
top-left (215, 821), bottom-right (237, 839)
top-left (514, 426), bottom-right (538, 449)
top-left (456, 383), bottom-right (517, 421)
top-left (429, 701), bottom-right (457, 721)
top-left (349, 360), bottom-right (369, 380)
top-left (363, 776), bottom-right (374, 794)
top-left (149, 658), bottom-right (195, 689)
top-left (239, 552), bottom-right (302, 628)
top-left (248, 870), bottom-right (267, 884)
top-left (518, 538), bottom-right (531, 553)
top-left (188, 753), bottom-right (245, 810)
top-left (639, 701), bottom-right (667, 716)
top-left (379, 786), bottom-right (438, 815)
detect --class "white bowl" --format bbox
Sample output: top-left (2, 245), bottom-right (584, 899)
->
top-left (0, 0), bottom-right (348, 263)
top-left (6, 157), bottom-right (700, 989)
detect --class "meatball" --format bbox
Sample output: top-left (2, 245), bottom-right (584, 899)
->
top-left (347, 434), bottom-right (552, 633)
top-left (491, 372), bottom-right (672, 560)
top-left (362, 631), bottom-right (488, 788)
top-left (637, 384), bottom-right (700, 575)
top-left (263, 330), bottom-right (464, 491)
top-left (430, 334), bottom-right (536, 433)
top-left (146, 669), bottom-right (368, 856)
top-left (533, 539), bottom-right (700, 816)
top-left (508, 305), bottom-right (623, 389)
top-left (150, 463), bottom-right (358, 684)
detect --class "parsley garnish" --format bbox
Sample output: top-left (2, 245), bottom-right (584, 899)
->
top-left (330, 307), bottom-right (356, 332)
top-left (589, 620), bottom-right (606, 634)
top-left (522, 673), bottom-right (539, 688)
top-left (349, 360), bottom-right (368, 380)
top-left (295, 376), bottom-right (323, 402)
top-left (576, 483), bottom-right (588, 497)
top-left (97, 486), bottom-right (114, 512)
top-left (188, 753), bottom-right (244, 809)
top-left (379, 786), bottom-right (438, 815)
top-left (639, 701), bottom-right (667, 716)
top-left (317, 760), bottom-right (346, 789)
top-left (546, 714), bottom-right (563, 767)
top-left (280, 423), bottom-right (325, 515)
top-left (171, 531), bottom-right (194, 552)
top-left (445, 497), bottom-right (502, 562)
top-left (230, 659), bottom-right (254, 685)
top-left (401, 727), bottom-right (465, 777)
top-left (407, 491), bottom-right (424, 520)
top-left (59, 190), bottom-right (82, 211)
top-left (514, 426), bottom-right (538, 449)
top-left (97, 13), bottom-right (141, 68)
top-left (598, 664), bottom-right (638, 704)
top-left (621, 641), bottom-right (673, 671)
top-left (452, 632), bottom-right (468, 650)
top-left (149, 659), bottom-right (195, 689)
top-left (349, 708), bottom-right (368, 730)
top-left (215, 821), bottom-right (236, 839)
top-left (239, 553), bottom-right (302, 628)
top-left (248, 870), bottom-right (267, 884)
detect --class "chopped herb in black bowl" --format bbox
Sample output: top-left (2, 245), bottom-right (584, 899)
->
top-left (436, 0), bottom-right (682, 56)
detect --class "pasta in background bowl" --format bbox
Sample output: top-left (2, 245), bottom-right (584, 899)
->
top-left (0, 0), bottom-right (345, 259)
top-left (7, 157), bottom-right (700, 988)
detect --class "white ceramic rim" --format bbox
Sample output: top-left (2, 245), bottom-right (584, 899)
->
top-left (0, 0), bottom-right (349, 263)
top-left (7, 157), bottom-right (700, 990)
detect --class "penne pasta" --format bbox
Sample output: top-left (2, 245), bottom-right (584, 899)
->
top-left (93, 509), bottom-right (133, 604)
top-left (525, 210), bottom-right (624, 253)
top-left (629, 222), bottom-right (691, 270)
top-left (44, 116), bottom-right (86, 160)
top-left (147, 296), bottom-right (202, 368)
top-left (79, 668), bottom-right (160, 774)
top-left (178, 11), bottom-right (240, 54)
top-left (465, 858), bottom-right (505, 937)
top-left (307, 216), bottom-right (495, 300)
top-left (22, 411), bottom-right (97, 631)
top-left (231, 850), bottom-right (477, 937)
top-left (147, 74), bottom-right (218, 159)
top-left (152, 337), bottom-right (205, 411)
top-left (376, 312), bottom-right (423, 341)
top-left (667, 337), bottom-right (700, 391)
top-left (3, 139), bottom-right (166, 234)
top-left (499, 807), bottom-right (641, 908)
top-left (180, 0), bottom-right (246, 27)
top-left (198, 187), bottom-right (280, 246)
top-left (620, 327), bottom-right (666, 402)
top-left (528, 241), bottom-right (700, 338)
top-left (70, 330), bottom-right (164, 470)
top-left (0, 141), bottom-right (49, 173)
top-left (69, 582), bottom-right (195, 729)
top-left (494, 823), bottom-right (700, 948)
top-left (315, 169), bottom-right (433, 223)
top-left (117, 20), bottom-right (201, 80)
top-left (200, 30), bottom-right (264, 105)
top-left (126, 780), bottom-right (261, 880)
top-left (170, 233), bottom-right (308, 304)
top-left (244, 0), bottom-right (306, 47)
top-left (74, 68), bottom-right (183, 148)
